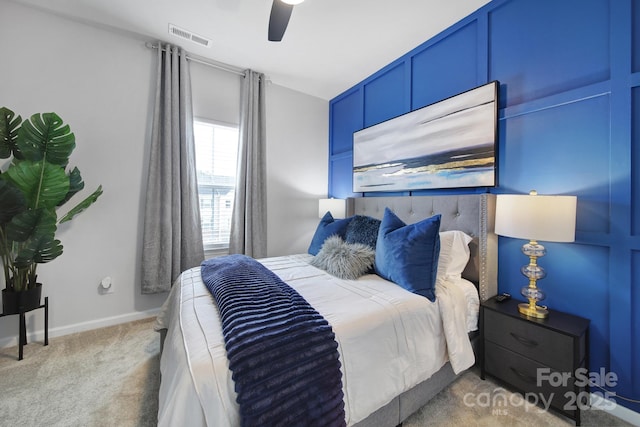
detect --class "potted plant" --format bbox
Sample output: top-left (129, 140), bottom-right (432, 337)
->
top-left (0, 106), bottom-right (102, 314)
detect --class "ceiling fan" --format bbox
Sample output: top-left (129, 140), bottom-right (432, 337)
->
top-left (268, 0), bottom-right (304, 42)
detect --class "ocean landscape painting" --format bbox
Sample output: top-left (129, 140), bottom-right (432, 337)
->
top-left (353, 81), bottom-right (498, 192)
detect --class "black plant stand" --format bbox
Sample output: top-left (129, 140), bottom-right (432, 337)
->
top-left (0, 297), bottom-right (48, 360)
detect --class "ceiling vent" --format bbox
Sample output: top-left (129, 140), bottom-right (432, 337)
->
top-left (168, 24), bottom-right (211, 48)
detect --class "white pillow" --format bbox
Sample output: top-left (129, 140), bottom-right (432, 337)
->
top-left (437, 230), bottom-right (473, 280)
top-left (436, 231), bottom-right (477, 331)
top-left (452, 276), bottom-right (480, 332)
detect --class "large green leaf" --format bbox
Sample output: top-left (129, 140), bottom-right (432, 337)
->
top-left (58, 166), bottom-right (84, 206)
top-left (4, 160), bottom-right (70, 209)
top-left (0, 107), bottom-right (22, 159)
top-left (0, 178), bottom-right (26, 225)
top-left (8, 208), bottom-right (62, 268)
top-left (14, 234), bottom-right (63, 267)
top-left (17, 112), bottom-right (75, 166)
top-left (59, 185), bottom-right (103, 224)
top-left (5, 208), bottom-right (57, 243)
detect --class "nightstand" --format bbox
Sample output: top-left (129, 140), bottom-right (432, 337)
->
top-left (480, 298), bottom-right (590, 425)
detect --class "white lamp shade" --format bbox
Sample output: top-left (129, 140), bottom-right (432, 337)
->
top-left (495, 193), bottom-right (577, 242)
top-left (281, 0), bottom-right (304, 4)
top-left (318, 198), bottom-right (346, 219)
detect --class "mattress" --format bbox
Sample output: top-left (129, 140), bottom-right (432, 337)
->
top-left (155, 254), bottom-right (476, 426)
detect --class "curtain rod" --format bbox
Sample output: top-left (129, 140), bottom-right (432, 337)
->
top-left (145, 42), bottom-right (246, 77)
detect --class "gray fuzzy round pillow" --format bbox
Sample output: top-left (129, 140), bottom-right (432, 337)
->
top-left (310, 235), bottom-right (375, 280)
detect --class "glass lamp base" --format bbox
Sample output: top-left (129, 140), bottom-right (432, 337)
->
top-left (518, 302), bottom-right (548, 319)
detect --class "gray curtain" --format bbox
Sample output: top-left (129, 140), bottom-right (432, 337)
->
top-left (141, 43), bottom-right (204, 294)
top-left (229, 70), bottom-right (267, 258)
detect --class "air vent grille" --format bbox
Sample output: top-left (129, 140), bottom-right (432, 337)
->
top-left (168, 24), bottom-right (211, 47)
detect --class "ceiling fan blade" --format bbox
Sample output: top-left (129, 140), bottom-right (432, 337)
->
top-left (268, 0), bottom-right (294, 42)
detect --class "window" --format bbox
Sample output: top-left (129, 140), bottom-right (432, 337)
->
top-left (194, 119), bottom-right (239, 251)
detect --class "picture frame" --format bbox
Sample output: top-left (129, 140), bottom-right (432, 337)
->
top-left (353, 81), bottom-right (499, 192)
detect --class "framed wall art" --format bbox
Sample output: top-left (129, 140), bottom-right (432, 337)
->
top-left (353, 81), bottom-right (498, 192)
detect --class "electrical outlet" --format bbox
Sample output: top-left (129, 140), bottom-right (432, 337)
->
top-left (99, 276), bottom-right (114, 294)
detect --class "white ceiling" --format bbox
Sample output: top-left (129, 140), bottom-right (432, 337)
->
top-left (13, 0), bottom-right (490, 100)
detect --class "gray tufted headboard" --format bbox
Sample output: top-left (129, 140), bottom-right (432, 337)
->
top-left (346, 194), bottom-right (497, 302)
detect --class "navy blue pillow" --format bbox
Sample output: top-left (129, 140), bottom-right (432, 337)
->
top-left (345, 215), bottom-right (381, 249)
top-left (374, 208), bottom-right (441, 301)
top-left (308, 212), bottom-right (353, 255)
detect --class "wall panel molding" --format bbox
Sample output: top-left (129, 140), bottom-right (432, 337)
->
top-left (329, 0), bottom-right (639, 413)
top-left (410, 20), bottom-right (479, 109)
top-left (363, 62), bottom-right (407, 127)
top-left (632, 0), bottom-right (640, 72)
top-left (489, 0), bottom-right (610, 108)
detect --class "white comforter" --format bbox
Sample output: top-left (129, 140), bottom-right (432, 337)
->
top-left (155, 254), bottom-right (475, 426)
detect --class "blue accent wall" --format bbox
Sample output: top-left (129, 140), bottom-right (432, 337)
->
top-left (329, 0), bottom-right (639, 412)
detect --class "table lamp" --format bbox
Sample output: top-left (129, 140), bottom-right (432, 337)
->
top-left (495, 190), bottom-right (577, 319)
top-left (318, 198), bottom-right (346, 219)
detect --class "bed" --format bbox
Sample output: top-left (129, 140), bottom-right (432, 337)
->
top-left (155, 194), bottom-right (497, 426)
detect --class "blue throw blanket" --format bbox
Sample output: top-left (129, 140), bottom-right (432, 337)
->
top-left (201, 254), bottom-right (346, 427)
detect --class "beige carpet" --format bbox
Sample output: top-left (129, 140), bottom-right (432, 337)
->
top-left (403, 368), bottom-right (635, 427)
top-left (0, 318), bottom-right (160, 427)
top-left (0, 318), bottom-right (634, 427)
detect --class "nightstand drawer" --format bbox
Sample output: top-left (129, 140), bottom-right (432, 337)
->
top-left (480, 299), bottom-right (590, 425)
top-left (484, 309), bottom-right (574, 371)
top-left (484, 342), bottom-right (579, 417)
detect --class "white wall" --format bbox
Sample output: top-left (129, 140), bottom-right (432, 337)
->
top-left (266, 84), bottom-right (328, 256)
top-left (0, 0), bottom-right (328, 347)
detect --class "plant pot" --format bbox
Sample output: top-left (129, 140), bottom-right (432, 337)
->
top-left (2, 284), bottom-right (42, 315)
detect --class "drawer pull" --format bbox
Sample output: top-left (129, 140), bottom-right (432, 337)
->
top-left (510, 332), bottom-right (539, 348)
top-left (510, 367), bottom-right (537, 384)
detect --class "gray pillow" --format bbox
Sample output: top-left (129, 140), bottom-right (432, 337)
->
top-left (310, 235), bottom-right (375, 280)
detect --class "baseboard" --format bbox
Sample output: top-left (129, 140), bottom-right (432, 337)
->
top-left (0, 308), bottom-right (161, 349)
top-left (590, 392), bottom-right (640, 426)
